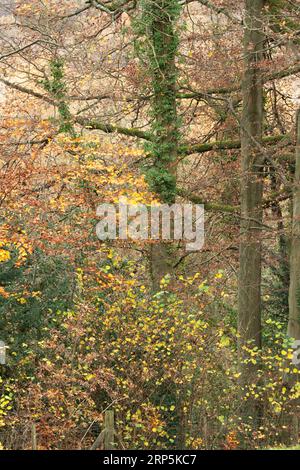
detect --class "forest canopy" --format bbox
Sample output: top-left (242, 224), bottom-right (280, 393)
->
top-left (0, 0), bottom-right (299, 451)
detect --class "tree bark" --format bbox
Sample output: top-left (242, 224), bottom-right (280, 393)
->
top-left (144, 0), bottom-right (180, 289)
top-left (238, 0), bottom-right (265, 422)
top-left (289, 109), bottom-right (300, 343)
top-left (287, 108), bottom-right (300, 444)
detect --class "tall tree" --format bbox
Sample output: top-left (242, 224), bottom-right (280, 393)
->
top-left (238, 0), bottom-right (265, 419)
top-left (137, 0), bottom-right (181, 288)
top-left (287, 107), bottom-right (300, 442)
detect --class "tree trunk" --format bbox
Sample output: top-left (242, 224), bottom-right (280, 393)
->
top-left (287, 108), bottom-right (300, 443)
top-left (238, 0), bottom-right (265, 422)
top-left (150, 242), bottom-right (174, 290)
top-left (288, 109), bottom-right (300, 343)
top-left (143, 0), bottom-right (180, 288)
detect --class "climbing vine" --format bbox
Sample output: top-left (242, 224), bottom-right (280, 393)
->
top-left (134, 0), bottom-right (181, 203)
top-left (42, 59), bottom-right (75, 135)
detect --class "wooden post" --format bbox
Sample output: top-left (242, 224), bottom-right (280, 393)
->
top-left (31, 423), bottom-right (37, 450)
top-left (90, 429), bottom-right (105, 450)
top-left (104, 410), bottom-right (115, 450)
top-left (0, 341), bottom-right (6, 365)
